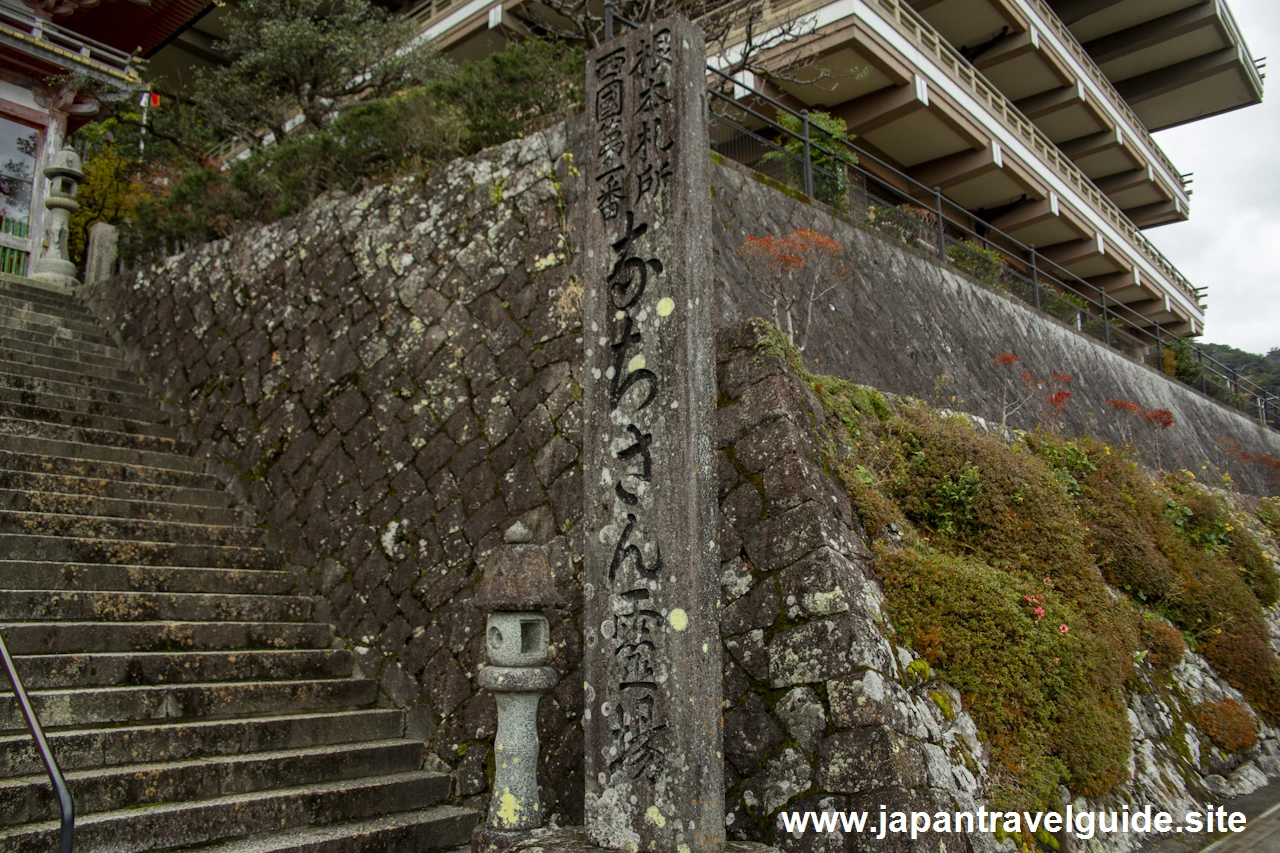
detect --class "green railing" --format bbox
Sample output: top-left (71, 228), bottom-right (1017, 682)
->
top-left (0, 245), bottom-right (29, 276)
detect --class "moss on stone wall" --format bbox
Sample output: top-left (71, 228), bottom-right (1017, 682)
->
top-left (753, 322), bottom-right (1280, 823)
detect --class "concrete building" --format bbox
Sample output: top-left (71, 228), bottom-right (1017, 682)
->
top-left (410, 0), bottom-right (1264, 337)
top-left (0, 0), bottom-right (207, 277)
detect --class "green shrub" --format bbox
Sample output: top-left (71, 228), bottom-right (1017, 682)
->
top-left (1194, 699), bottom-right (1257, 752)
top-left (879, 547), bottom-right (1131, 808)
top-left (1227, 524), bottom-right (1278, 607)
top-left (946, 239), bottom-right (1005, 286)
top-left (1137, 614), bottom-right (1186, 671)
top-left (118, 39), bottom-right (584, 260)
top-left (763, 109), bottom-right (858, 210)
top-left (754, 321), bottom-right (1279, 816)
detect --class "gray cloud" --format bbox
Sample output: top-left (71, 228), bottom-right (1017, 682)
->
top-left (1144, 0), bottom-right (1279, 355)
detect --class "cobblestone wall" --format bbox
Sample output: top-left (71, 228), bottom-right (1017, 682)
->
top-left (81, 125), bottom-right (1280, 847)
top-left (81, 123), bottom-right (592, 821)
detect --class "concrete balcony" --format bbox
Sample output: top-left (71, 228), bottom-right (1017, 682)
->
top-left (715, 0), bottom-right (1205, 333)
top-left (905, 0), bottom-right (1195, 229)
top-left (410, 0), bottom-right (1207, 334)
top-left (1044, 0), bottom-right (1264, 131)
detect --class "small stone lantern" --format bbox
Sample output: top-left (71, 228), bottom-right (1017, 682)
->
top-left (473, 522), bottom-right (561, 853)
top-left (31, 146), bottom-right (85, 293)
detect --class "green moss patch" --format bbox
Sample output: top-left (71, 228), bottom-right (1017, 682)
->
top-left (751, 321), bottom-right (1280, 816)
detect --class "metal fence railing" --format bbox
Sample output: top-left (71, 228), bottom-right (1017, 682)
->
top-left (601, 4), bottom-right (1279, 430)
top-left (1, 630), bottom-right (74, 852)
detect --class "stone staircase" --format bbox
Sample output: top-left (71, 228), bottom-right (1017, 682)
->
top-left (0, 277), bottom-right (475, 852)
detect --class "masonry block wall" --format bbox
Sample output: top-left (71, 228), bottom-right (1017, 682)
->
top-left (81, 119), bottom-right (1280, 841)
top-left (80, 124), bottom-right (592, 821)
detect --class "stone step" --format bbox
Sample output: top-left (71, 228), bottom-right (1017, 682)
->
top-left (0, 709), bottom-right (405, 776)
top-left (0, 290), bottom-right (93, 320)
top-left (0, 507), bottom-right (265, 547)
top-left (0, 589), bottom-right (310, 624)
top-left (3, 648), bottom-right (351, 691)
top-left (0, 562), bottom-right (295, 595)
top-left (0, 369), bottom-right (152, 406)
top-left (0, 416), bottom-right (185, 454)
top-left (0, 771), bottom-right (450, 853)
top-left (0, 298), bottom-right (108, 336)
top-left (0, 276), bottom-right (94, 306)
top-left (0, 399), bottom-right (173, 438)
top-left (0, 280), bottom-right (95, 315)
top-left (0, 434), bottom-right (204, 473)
top-left (165, 805), bottom-right (477, 853)
top-left (0, 312), bottom-right (113, 348)
top-left (0, 620), bottom-right (332, 655)
top-left (0, 343), bottom-right (142, 383)
top-left (0, 485), bottom-right (241, 523)
top-left (0, 511), bottom-right (267, 548)
top-left (0, 677), bottom-right (378, 732)
top-left (0, 383), bottom-right (166, 423)
top-left (0, 448), bottom-right (217, 487)
top-left (0, 323), bottom-right (122, 359)
top-left (0, 355), bottom-right (150, 395)
top-left (0, 533), bottom-right (277, 568)
top-left (0, 331), bottom-right (128, 370)
top-left (1, 739), bottom-right (423, 827)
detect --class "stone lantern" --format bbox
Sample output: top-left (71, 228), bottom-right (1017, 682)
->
top-left (473, 521), bottom-right (561, 853)
top-left (31, 146), bottom-right (84, 292)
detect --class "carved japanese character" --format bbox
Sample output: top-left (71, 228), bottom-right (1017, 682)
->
top-left (636, 160), bottom-right (673, 202)
top-left (610, 513), bottom-right (662, 582)
top-left (595, 46), bottom-right (626, 82)
top-left (610, 315), bottom-right (658, 411)
top-left (596, 167), bottom-right (626, 221)
top-left (596, 79), bottom-right (623, 122)
top-left (614, 423), bottom-right (653, 505)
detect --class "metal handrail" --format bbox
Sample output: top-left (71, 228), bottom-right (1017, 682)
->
top-left (1, 630), bottom-right (74, 853)
top-left (599, 5), bottom-right (1277, 429)
top-left (700, 75), bottom-right (1278, 429)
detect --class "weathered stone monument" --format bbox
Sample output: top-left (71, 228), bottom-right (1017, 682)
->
top-left (83, 222), bottom-right (120, 288)
top-left (581, 17), bottom-right (723, 853)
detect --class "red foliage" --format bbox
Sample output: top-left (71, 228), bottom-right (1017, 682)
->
top-left (1105, 399), bottom-right (1144, 414)
top-left (991, 353), bottom-right (1019, 365)
top-left (1047, 390), bottom-right (1072, 411)
top-left (1104, 399), bottom-right (1175, 430)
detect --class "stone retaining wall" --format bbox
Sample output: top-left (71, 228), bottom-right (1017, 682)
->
top-left (81, 119), bottom-right (1280, 846)
top-left (80, 123), bottom-right (592, 821)
top-left (709, 161), bottom-right (1280, 497)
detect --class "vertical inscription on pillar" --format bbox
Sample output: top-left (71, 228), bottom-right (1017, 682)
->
top-left (582, 17), bottom-right (723, 853)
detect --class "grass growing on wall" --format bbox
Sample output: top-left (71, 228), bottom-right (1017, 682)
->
top-left (754, 321), bottom-right (1280, 816)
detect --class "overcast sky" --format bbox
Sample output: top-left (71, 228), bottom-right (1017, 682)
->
top-left (1145, 0), bottom-right (1278, 356)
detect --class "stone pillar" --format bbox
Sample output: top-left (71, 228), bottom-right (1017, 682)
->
top-left (84, 222), bottom-right (119, 287)
top-left (582, 17), bottom-right (723, 853)
top-left (31, 146), bottom-right (83, 293)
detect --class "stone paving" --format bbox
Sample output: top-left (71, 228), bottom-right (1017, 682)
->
top-left (1203, 803), bottom-right (1280, 852)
